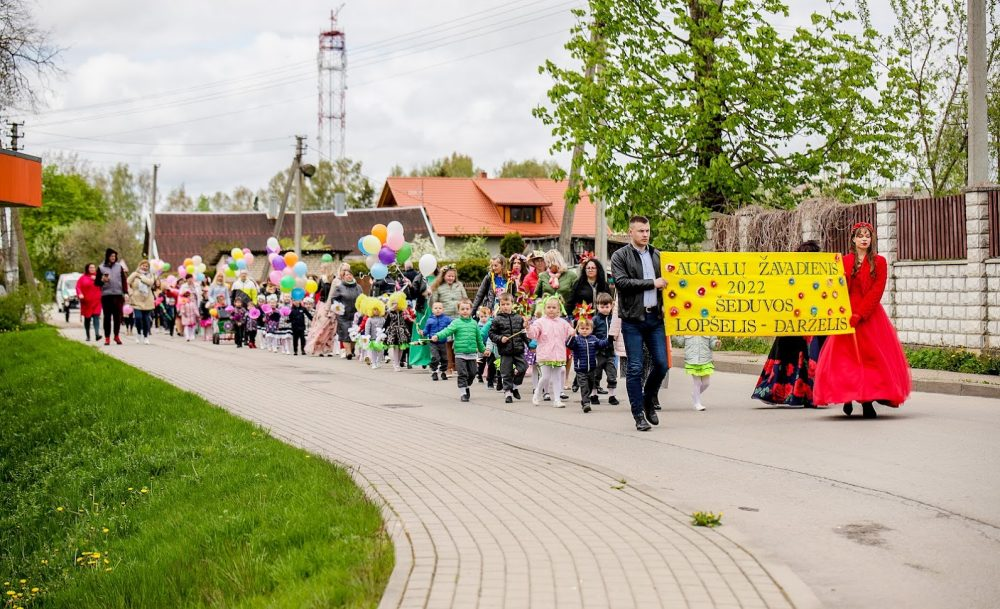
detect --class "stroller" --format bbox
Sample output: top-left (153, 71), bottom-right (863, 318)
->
top-left (212, 306), bottom-right (235, 344)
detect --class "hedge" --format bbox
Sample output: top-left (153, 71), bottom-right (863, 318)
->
top-left (348, 258), bottom-right (490, 284)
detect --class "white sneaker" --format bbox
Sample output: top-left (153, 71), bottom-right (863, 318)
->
top-left (135, 336), bottom-right (141, 344)
top-left (694, 403), bottom-right (706, 411)
top-left (144, 338), bottom-right (150, 345)
top-left (553, 401), bottom-right (566, 408)
top-left (532, 395), bottom-right (540, 406)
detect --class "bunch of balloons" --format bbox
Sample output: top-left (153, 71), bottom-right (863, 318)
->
top-left (148, 259), bottom-right (171, 274)
top-left (265, 237), bottom-right (318, 298)
top-left (177, 255), bottom-right (208, 282)
top-left (357, 221), bottom-right (415, 280)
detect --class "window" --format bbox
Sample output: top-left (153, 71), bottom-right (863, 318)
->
top-left (510, 206), bottom-right (536, 223)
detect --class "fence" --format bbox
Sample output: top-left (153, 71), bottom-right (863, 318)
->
top-left (824, 202), bottom-right (876, 254)
top-left (710, 201), bottom-right (875, 254)
top-left (897, 195), bottom-right (967, 261)
top-left (989, 190), bottom-right (1000, 258)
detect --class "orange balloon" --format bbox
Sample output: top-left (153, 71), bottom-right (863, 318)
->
top-left (283, 251), bottom-right (299, 267)
top-left (371, 223), bottom-right (388, 244)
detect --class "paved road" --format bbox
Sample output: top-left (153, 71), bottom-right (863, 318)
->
top-left (63, 327), bottom-right (1000, 609)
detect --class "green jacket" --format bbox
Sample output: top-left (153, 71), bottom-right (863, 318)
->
top-left (434, 316), bottom-right (485, 355)
top-left (535, 269), bottom-right (578, 304)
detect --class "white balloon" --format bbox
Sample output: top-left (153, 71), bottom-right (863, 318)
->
top-left (365, 255), bottom-right (378, 269)
top-left (266, 237), bottom-right (280, 250)
top-left (386, 220), bottom-right (404, 236)
top-left (418, 253), bottom-right (437, 277)
top-left (192, 255), bottom-right (203, 265)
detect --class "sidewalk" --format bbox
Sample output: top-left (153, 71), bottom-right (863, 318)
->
top-left (61, 327), bottom-right (814, 609)
top-left (680, 350), bottom-right (1000, 399)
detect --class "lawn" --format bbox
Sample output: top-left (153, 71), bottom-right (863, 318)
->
top-left (0, 327), bottom-right (392, 608)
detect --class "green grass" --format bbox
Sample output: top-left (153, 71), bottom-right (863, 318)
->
top-left (714, 336), bottom-right (774, 354)
top-left (0, 327), bottom-right (392, 608)
top-left (904, 346), bottom-right (1000, 376)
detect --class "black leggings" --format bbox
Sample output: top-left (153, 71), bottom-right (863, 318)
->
top-left (102, 295), bottom-right (124, 338)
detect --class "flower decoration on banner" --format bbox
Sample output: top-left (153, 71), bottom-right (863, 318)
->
top-left (577, 250), bottom-right (595, 265)
top-left (573, 302), bottom-right (595, 322)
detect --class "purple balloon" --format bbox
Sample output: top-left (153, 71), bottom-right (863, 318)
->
top-left (378, 245), bottom-right (396, 265)
top-left (248, 308), bottom-right (261, 319)
top-left (272, 256), bottom-right (286, 271)
top-left (279, 306), bottom-right (291, 317)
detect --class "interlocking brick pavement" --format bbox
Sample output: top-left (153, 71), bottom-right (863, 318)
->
top-left (63, 328), bottom-right (808, 609)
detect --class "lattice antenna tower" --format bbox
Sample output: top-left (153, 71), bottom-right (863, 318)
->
top-left (318, 6), bottom-right (347, 165)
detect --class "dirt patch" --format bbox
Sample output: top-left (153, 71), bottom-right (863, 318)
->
top-left (835, 522), bottom-right (891, 547)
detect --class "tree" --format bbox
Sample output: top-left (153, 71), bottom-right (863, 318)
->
top-left (263, 157), bottom-right (375, 212)
top-left (59, 217), bottom-right (141, 273)
top-left (165, 185), bottom-right (194, 211)
top-left (92, 163), bottom-right (141, 227)
top-left (21, 165), bottom-right (107, 273)
top-left (499, 232), bottom-right (526, 257)
top-left (0, 0), bottom-right (60, 113)
top-left (410, 152), bottom-right (479, 178)
top-left (536, 0), bottom-right (910, 249)
top-left (497, 159), bottom-right (563, 179)
top-left (388, 163), bottom-right (406, 177)
top-left (884, 0), bottom-right (1000, 193)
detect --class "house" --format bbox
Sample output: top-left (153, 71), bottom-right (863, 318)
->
top-left (144, 207), bottom-right (434, 276)
top-left (376, 174), bottom-right (608, 257)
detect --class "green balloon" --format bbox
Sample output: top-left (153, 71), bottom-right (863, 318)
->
top-left (280, 275), bottom-right (295, 291)
top-left (228, 261), bottom-right (238, 271)
top-left (162, 262), bottom-right (171, 271)
top-left (396, 243), bottom-right (413, 264)
top-left (321, 253), bottom-right (334, 262)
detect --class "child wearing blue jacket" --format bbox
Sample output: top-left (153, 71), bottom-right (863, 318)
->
top-left (422, 301), bottom-right (452, 380)
top-left (566, 317), bottom-right (609, 413)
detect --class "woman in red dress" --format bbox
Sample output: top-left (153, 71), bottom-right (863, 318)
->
top-left (813, 222), bottom-right (911, 417)
top-left (76, 263), bottom-right (103, 341)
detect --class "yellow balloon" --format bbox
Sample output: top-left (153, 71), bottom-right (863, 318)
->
top-left (231, 248), bottom-right (244, 260)
top-left (305, 279), bottom-right (318, 294)
top-left (361, 235), bottom-right (381, 255)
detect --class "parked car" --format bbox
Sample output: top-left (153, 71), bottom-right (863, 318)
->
top-left (56, 272), bottom-right (82, 314)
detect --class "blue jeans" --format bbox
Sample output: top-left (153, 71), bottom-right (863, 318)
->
top-left (84, 314), bottom-right (102, 340)
top-left (621, 312), bottom-right (669, 418)
top-left (133, 309), bottom-right (152, 337)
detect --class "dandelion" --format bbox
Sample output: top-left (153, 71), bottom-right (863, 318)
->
top-left (56, 507), bottom-right (64, 512)
top-left (102, 527), bottom-right (109, 533)
top-left (40, 560), bottom-right (47, 565)
top-left (92, 552), bottom-right (101, 559)
top-left (30, 588), bottom-right (38, 593)
top-left (18, 579), bottom-right (26, 584)
top-left (140, 487), bottom-right (149, 494)
top-left (104, 568), bottom-right (113, 572)
top-left (6, 590), bottom-right (16, 596)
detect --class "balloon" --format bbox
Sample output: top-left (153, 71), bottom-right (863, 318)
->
top-left (183, 258), bottom-right (193, 267)
top-left (162, 262), bottom-right (171, 271)
top-left (236, 259), bottom-right (247, 270)
top-left (386, 232), bottom-right (405, 251)
top-left (261, 304), bottom-right (272, 314)
top-left (225, 305), bottom-right (235, 313)
top-left (387, 220), bottom-right (404, 236)
top-left (418, 253), bottom-right (437, 277)
top-left (209, 308), bottom-right (218, 318)
top-left (269, 270), bottom-right (283, 285)
top-left (228, 261), bottom-right (238, 271)
top-left (122, 305), bottom-right (133, 315)
top-left (266, 237), bottom-right (280, 251)
top-left (291, 287), bottom-right (306, 300)
top-left (280, 276), bottom-right (295, 291)
top-left (283, 266), bottom-right (294, 276)
top-left (361, 235), bottom-right (381, 256)
top-left (371, 263), bottom-right (389, 280)
top-left (178, 266), bottom-right (187, 278)
top-left (378, 246), bottom-right (396, 265)
top-left (248, 308), bottom-right (260, 319)
top-left (165, 276), bottom-right (177, 287)
top-left (321, 253), bottom-right (333, 263)
top-left (231, 248), bottom-right (243, 260)
top-left (396, 243), bottom-right (413, 264)
top-left (271, 256), bottom-right (286, 271)
top-left (279, 306), bottom-right (292, 317)
top-left (371, 223), bottom-right (388, 244)
top-left (305, 279), bottom-right (318, 294)
top-left (283, 251), bottom-right (299, 267)
top-left (195, 273), bottom-right (205, 282)
top-left (192, 255), bottom-right (202, 265)
top-left (242, 248), bottom-right (251, 255)
top-left (243, 253), bottom-right (254, 266)
top-left (224, 268), bottom-right (236, 278)
top-left (196, 263), bottom-right (207, 274)
top-left (293, 261), bottom-right (308, 277)
top-left (295, 276), bottom-right (307, 289)
top-left (186, 264), bottom-right (195, 274)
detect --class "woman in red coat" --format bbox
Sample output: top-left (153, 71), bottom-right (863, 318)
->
top-left (76, 263), bottom-right (104, 341)
top-left (813, 222), bottom-right (911, 417)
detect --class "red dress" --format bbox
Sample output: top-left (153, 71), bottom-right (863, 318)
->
top-left (76, 273), bottom-right (103, 317)
top-left (813, 254), bottom-right (911, 406)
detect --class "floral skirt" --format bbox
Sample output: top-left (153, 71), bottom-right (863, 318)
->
top-left (752, 336), bottom-right (826, 407)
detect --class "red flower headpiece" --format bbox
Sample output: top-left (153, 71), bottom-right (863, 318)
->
top-left (577, 250), bottom-right (595, 265)
top-left (851, 221), bottom-right (874, 233)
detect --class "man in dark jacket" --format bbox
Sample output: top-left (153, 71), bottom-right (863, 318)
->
top-left (488, 292), bottom-right (528, 403)
top-left (609, 215), bottom-right (668, 432)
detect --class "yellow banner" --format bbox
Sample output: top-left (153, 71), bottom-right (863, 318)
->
top-left (659, 252), bottom-right (855, 337)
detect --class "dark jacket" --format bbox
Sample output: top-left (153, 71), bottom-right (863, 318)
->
top-left (404, 273), bottom-right (429, 312)
top-left (592, 311), bottom-right (614, 354)
top-left (288, 305), bottom-right (312, 332)
top-left (566, 334), bottom-right (609, 373)
top-left (423, 313), bottom-right (453, 338)
top-left (370, 276), bottom-right (400, 297)
top-left (488, 312), bottom-right (526, 357)
top-left (333, 281), bottom-right (363, 319)
top-left (471, 272), bottom-right (506, 313)
top-left (609, 244), bottom-right (663, 321)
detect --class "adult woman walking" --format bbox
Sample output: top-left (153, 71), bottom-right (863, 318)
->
top-left (471, 255), bottom-right (508, 313)
top-left (306, 262), bottom-right (342, 356)
top-left (534, 249), bottom-right (577, 307)
top-left (506, 254), bottom-right (529, 295)
top-left (207, 274), bottom-right (230, 307)
top-left (522, 250), bottom-right (545, 296)
top-left (76, 263), bottom-right (103, 342)
top-left (128, 260), bottom-right (156, 344)
top-left (332, 266), bottom-right (363, 359)
top-left (567, 256), bottom-right (610, 315)
top-left (432, 265), bottom-right (468, 373)
top-left (96, 248), bottom-right (128, 345)
top-left (752, 241), bottom-right (827, 408)
top-left (404, 263), bottom-right (434, 368)
top-left (813, 223), bottom-right (911, 417)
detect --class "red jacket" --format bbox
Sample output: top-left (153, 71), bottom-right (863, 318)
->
top-left (76, 273), bottom-right (103, 317)
top-left (521, 268), bottom-right (539, 296)
top-left (844, 253), bottom-right (887, 324)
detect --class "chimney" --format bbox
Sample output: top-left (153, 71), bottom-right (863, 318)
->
top-left (478, 170), bottom-right (488, 179)
top-left (266, 196), bottom-right (277, 220)
top-left (334, 191), bottom-right (347, 217)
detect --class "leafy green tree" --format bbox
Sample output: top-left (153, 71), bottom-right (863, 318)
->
top-left (499, 232), bottom-right (526, 257)
top-left (165, 185), bottom-right (194, 211)
top-left (497, 159), bottom-right (563, 179)
top-left (195, 195), bottom-right (211, 212)
top-left (536, 0), bottom-right (911, 249)
top-left (21, 165), bottom-right (108, 273)
top-left (93, 163), bottom-right (141, 228)
top-left (59, 218), bottom-right (142, 273)
top-left (264, 158), bottom-right (375, 211)
top-left (410, 152), bottom-right (479, 178)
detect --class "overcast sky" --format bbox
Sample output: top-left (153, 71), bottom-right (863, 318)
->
top-left (13, 0), bottom-right (894, 200)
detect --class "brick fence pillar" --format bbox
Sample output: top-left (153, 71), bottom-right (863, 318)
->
top-left (965, 185), bottom-right (999, 349)
top-left (876, 194), bottom-right (906, 320)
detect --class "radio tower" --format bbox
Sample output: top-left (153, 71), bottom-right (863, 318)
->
top-left (318, 7), bottom-right (347, 164)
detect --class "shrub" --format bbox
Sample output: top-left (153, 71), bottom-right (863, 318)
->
top-left (0, 289), bottom-right (30, 332)
top-left (499, 232), bottom-right (526, 258)
top-left (905, 346), bottom-right (1000, 375)
top-left (450, 235), bottom-right (490, 261)
top-left (346, 258), bottom-right (489, 284)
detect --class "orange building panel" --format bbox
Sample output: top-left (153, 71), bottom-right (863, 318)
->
top-left (0, 150), bottom-right (43, 208)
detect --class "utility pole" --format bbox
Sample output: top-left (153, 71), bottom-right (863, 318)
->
top-left (8, 122), bottom-right (24, 152)
top-left (595, 194), bottom-right (608, 266)
top-left (294, 135), bottom-right (306, 256)
top-left (968, 0), bottom-right (989, 186)
top-left (149, 163), bottom-right (159, 259)
top-left (258, 138), bottom-right (302, 284)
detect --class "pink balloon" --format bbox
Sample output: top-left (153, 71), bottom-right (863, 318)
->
top-left (386, 231), bottom-right (405, 251)
top-left (178, 267), bottom-right (187, 278)
top-left (283, 266), bottom-right (294, 276)
top-left (248, 308), bottom-right (261, 319)
top-left (165, 276), bottom-right (178, 287)
top-left (269, 270), bottom-right (283, 284)
top-left (244, 253), bottom-right (254, 266)
top-left (225, 305), bottom-right (235, 313)
top-left (242, 248), bottom-right (251, 255)
top-left (122, 305), bottom-right (133, 315)
top-left (279, 306), bottom-right (291, 316)
top-left (261, 304), bottom-right (272, 314)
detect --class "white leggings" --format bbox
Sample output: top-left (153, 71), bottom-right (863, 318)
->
top-left (184, 325), bottom-right (196, 340)
top-left (390, 347), bottom-right (402, 368)
top-left (692, 375), bottom-right (711, 405)
top-left (534, 365), bottom-right (566, 402)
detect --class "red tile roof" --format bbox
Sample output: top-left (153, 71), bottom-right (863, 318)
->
top-left (377, 177), bottom-right (603, 238)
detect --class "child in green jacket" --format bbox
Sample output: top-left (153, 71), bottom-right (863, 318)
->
top-left (431, 298), bottom-right (485, 402)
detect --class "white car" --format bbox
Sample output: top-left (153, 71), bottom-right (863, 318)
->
top-left (55, 272), bottom-right (82, 314)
